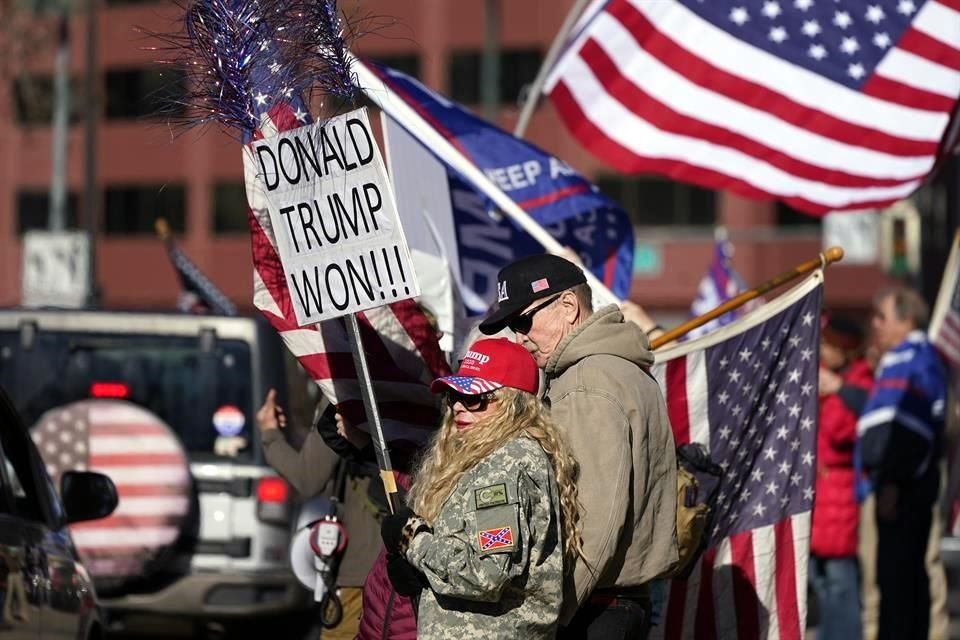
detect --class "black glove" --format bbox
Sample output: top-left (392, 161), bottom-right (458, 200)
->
top-left (386, 552), bottom-right (428, 597)
top-left (380, 506), bottom-right (414, 556)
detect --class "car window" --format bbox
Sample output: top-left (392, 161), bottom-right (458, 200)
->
top-left (0, 330), bottom-right (254, 460)
top-left (0, 395), bottom-right (46, 523)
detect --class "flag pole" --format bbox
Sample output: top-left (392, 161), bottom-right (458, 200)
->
top-left (351, 55), bottom-right (622, 308)
top-left (513, 0), bottom-right (592, 138)
top-left (927, 229), bottom-right (960, 343)
top-left (344, 314), bottom-right (401, 514)
top-left (650, 246), bottom-right (845, 350)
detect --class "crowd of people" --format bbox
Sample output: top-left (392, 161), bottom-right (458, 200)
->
top-left (255, 253), bottom-right (952, 640)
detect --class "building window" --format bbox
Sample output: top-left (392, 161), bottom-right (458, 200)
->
top-left (212, 183), bottom-right (249, 233)
top-left (776, 203), bottom-right (820, 228)
top-left (105, 68), bottom-right (186, 120)
top-left (448, 49), bottom-right (542, 105)
top-left (16, 191), bottom-right (80, 233)
top-left (595, 175), bottom-right (716, 227)
top-left (371, 54), bottom-right (421, 79)
top-left (104, 185), bottom-right (185, 234)
top-left (13, 74), bottom-right (83, 126)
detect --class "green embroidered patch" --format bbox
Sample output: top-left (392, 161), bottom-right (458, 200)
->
top-left (475, 483), bottom-right (508, 509)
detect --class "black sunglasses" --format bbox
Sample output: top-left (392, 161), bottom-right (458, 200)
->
top-left (507, 294), bottom-right (561, 334)
top-left (444, 390), bottom-right (497, 412)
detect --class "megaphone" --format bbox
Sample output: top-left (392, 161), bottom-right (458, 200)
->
top-left (289, 496), bottom-right (348, 627)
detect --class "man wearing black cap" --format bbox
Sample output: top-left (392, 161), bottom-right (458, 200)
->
top-left (479, 254), bottom-right (679, 639)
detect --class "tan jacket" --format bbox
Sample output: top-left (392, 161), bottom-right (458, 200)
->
top-left (261, 427), bottom-right (381, 587)
top-left (545, 305), bottom-right (678, 622)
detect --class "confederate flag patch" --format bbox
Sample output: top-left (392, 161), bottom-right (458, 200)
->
top-left (478, 526), bottom-right (514, 551)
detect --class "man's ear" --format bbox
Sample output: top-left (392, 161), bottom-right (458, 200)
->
top-left (559, 290), bottom-right (581, 324)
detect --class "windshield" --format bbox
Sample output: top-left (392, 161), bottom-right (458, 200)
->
top-left (0, 329), bottom-right (254, 461)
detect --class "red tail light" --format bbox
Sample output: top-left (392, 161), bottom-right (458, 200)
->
top-left (256, 476), bottom-right (289, 503)
top-left (256, 476), bottom-right (290, 524)
top-left (90, 382), bottom-right (130, 398)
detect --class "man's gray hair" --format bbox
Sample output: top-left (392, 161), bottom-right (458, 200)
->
top-left (874, 285), bottom-right (929, 330)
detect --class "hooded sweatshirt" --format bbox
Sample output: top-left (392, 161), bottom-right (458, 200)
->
top-left (544, 304), bottom-right (679, 623)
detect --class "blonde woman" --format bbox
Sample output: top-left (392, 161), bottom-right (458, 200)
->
top-left (380, 338), bottom-right (581, 639)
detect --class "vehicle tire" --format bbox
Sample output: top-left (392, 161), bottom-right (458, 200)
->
top-left (31, 399), bottom-right (195, 596)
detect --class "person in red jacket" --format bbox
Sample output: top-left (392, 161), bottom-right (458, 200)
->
top-left (810, 313), bottom-right (873, 640)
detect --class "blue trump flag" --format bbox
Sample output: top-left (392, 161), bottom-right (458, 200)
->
top-left (366, 61), bottom-right (634, 314)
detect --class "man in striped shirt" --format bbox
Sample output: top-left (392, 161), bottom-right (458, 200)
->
top-left (857, 285), bottom-right (947, 640)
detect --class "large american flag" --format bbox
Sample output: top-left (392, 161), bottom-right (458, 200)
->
top-left (31, 400), bottom-right (192, 583)
top-left (545, 0), bottom-right (960, 215)
top-left (650, 272), bottom-right (822, 640)
top-left (239, 47), bottom-right (450, 444)
top-left (930, 230), bottom-right (960, 369)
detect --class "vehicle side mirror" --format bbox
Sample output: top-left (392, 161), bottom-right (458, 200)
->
top-left (60, 471), bottom-right (118, 524)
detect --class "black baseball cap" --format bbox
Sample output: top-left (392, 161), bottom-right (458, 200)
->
top-left (479, 254), bottom-right (587, 334)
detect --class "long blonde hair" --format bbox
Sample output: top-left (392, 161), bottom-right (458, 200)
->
top-left (408, 387), bottom-right (582, 563)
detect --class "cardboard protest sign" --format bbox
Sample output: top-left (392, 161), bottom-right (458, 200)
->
top-left (243, 108), bottom-right (419, 326)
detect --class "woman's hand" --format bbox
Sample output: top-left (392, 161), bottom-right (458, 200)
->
top-left (381, 506), bottom-right (415, 555)
top-left (335, 412), bottom-right (372, 450)
top-left (255, 388), bottom-right (285, 432)
top-left (818, 368), bottom-right (843, 396)
top-left (386, 552), bottom-right (428, 597)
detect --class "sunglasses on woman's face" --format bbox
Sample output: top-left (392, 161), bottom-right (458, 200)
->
top-left (507, 294), bottom-right (561, 334)
top-left (445, 390), bottom-right (497, 412)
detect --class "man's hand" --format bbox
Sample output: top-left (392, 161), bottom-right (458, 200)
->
top-left (255, 388), bottom-right (286, 432)
top-left (621, 300), bottom-right (658, 334)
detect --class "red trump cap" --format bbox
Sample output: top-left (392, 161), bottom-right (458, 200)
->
top-left (431, 338), bottom-right (539, 396)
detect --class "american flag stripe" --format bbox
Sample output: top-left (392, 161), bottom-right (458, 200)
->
top-left (93, 465), bottom-right (190, 484)
top-left (713, 539), bottom-right (739, 638)
top-left (111, 497), bottom-right (191, 517)
top-left (686, 353), bottom-right (711, 448)
top-left (546, 0), bottom-right (960, 214)
top-left (899, 29), bottom-right (960, 72)
top-left (731, 531), bottom-right (760, 639)
top-left (754, 525), bottom-right (780, 638)
top-left (71, 528), bottom-right (180, 548)
top-left (666, 359), bottom-right (690, 445)
top-left (88, 436), bottom-right (183, 454)
top-left (695, 549), bottom-right (719, 640)
top-left (91, 453), bottom-right (186, 466)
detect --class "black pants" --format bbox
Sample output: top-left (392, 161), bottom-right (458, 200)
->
top-left (558, 597), bottom-right (651, 640)
top-left (876, 497), bottom-right (933, 640)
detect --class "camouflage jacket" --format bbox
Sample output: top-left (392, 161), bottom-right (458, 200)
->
top-left (406, 435), bottom-right (564, 639)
